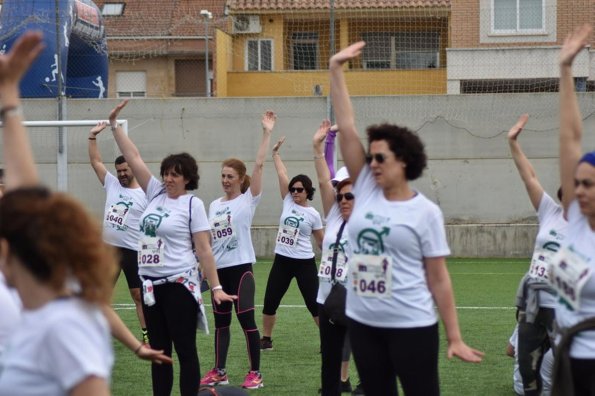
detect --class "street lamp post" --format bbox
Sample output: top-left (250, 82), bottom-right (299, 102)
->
top-left (200, 10), bottom-right (213, 97)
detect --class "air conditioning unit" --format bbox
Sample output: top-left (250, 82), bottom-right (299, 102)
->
top-left (232, 15), bottom-right (261, 34)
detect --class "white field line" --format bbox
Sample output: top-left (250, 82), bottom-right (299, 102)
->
top-left (112, 303), bottom-right (514, 310)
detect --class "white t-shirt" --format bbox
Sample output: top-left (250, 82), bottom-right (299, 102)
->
top-left (274, 194), bottom-right (323, 259)
top-left (345, 166), bottom-right (451, 328)
top-left (317, 204), bottom-right (352, 304)
top-left (554, 200), bottom-right (595, 358)
top-left (0, 274), bottom-right (20, 354)
top-left (531, 193), bottom-right (567, 308)
top-left (138, 177), bottom-right (210, 278)
top-left (209, 191), bottom-right (261, 269)
top-left (102, 172), bottom-right (147, 250)
top-left (0, 298), bottom-right (113, 396)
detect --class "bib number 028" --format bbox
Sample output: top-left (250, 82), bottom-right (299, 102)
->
top-left (139, 254), bottom-right (160, 266)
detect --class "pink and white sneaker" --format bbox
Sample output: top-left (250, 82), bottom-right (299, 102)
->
top-left (241, 371), bottom-right (263, 389)
top-left (200, 368), bottom-right (229, 386)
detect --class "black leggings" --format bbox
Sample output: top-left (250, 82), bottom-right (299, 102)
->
top-left (142, 281), bottom-right (199, 396)
top-left (210, 264), bottom-right (260, 371)
top-left (319, 304), bottom-right (348, 396)
top-left (262, 253), bottom-right (319, 317)
top-left (570, 357), bottom-right (595, 395)
top-left (348, 319), bottom-right (439, 396)
top-left (114, 247), bottom-right (141, 289)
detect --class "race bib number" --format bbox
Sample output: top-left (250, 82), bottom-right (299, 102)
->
top-left (276, 224), bottom-right (299, 248)
top-left (350, 254), bottom-right (392, 298)
top-left (528, 248), bottom-right (555, 282)
top-left (210, 214), bottom-right (234, 241)
top-left (549, 246), bottom-right (592, 311)
top-left (138, 236), bottom-right (164, 267)
top-left (318, 249), bottom-right (348, 282)
top-left (106, 203), bottom-right (130, 228)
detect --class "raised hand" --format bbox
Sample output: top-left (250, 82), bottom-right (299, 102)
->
top-left (0, 31), bottom-right (45, 90)
top-left (330, 41), bottom-right (365, 68)
top-left (272, 136), bottom-right (286, 154)
top-left (109, 99), bottom-right (129, 127)
top-left (560, 24), bottom-right (592, 67)
top-left (313, 119), bottom-right (331, 147)
top-left (507, 114), bottom-right (529, 141)
top-left (262, 110), bottom-right (277, 132)
top-left (90, 121), bottom-right (108, 138)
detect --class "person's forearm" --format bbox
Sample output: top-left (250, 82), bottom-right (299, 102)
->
top-left (102, 305), bottom-right (143, 353)
top-left (201, 254), bottom-right (221, 288)
top-left (255, 129), bottom-right (272, 168)
top-left (329, 64), bottom-right (356, 134)
top-left (509, 140), bottom-right (536, 185)
top-left (433, 277), bottom-right (462, 345)
top-left (324, 130), bottom-right (337, 178)
top-left (1, 87), bottom-right (39, 188)
top-left (111, 124), bottom-right (140, 163)
top-left (560, 64), bottom-right (583, 145)
top-left (88, 136), bottom-right (102, 164)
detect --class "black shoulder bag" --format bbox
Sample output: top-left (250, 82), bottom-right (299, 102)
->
top-left (323, 220), bottom-right (348, 326)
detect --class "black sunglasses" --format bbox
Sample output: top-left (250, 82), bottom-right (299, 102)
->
top-left (289, 187), bottom-right (305, 193)
top-left (365, 153), bottom-right (387, 164)
top-left (336, 192), bottom-right (355, 203)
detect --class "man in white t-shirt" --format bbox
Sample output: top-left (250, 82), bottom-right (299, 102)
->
top-left (89, 122), bottom-right (148, 343)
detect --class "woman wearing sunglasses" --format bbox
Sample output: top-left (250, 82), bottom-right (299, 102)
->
top-left (260, 136), bottom-right (324, 350)
top-left (312, 120), bottom-right (359, 396)
top-left (329, 42), bottom-right (483, 396)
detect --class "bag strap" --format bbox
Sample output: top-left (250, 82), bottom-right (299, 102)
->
top-left (189, 195), bottom-right (195, 251)
top-left (330, 220), bottom-right (347, 283)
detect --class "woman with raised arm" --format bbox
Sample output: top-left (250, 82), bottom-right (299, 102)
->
top-left (200, 111), bottom-right (274, 390)
top-left (551, 23), bottom-right (595, 395)
top-left (109, 100), bottom-right (236, 396)
top-left (507, 114), bottom-right (566, 396)
top-left (312, 120), bottom-right (359, 396)
top-left (0, 31), bottom-right (117, 396)
top-left (260, 135), bottom-right (325, 350)
top-left (329, 42), bottom-right (483, 396)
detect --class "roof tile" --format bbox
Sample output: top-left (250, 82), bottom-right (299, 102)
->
top-left (227, 0), bottom-right (450, 11)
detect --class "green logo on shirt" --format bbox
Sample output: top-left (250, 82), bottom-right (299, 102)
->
top-left (355, 227), bottom-right (390, 255)
top-left (141, 212), bottom-right (169, 237)
top-left (284, 216), bottom-right (302, 228)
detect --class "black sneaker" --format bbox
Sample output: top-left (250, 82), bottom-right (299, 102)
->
top-left (260, 337), bottom-right (273, 350)
top-left (352, 383), bottom-right (365, 395)
top-left (340, 378), bottom-right (352, 393)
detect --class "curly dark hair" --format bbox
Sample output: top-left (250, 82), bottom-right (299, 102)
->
top-left (0, 186), bottom-right (118, 304)
top-left (160, 152), bottom-right (200, 190)
top-left (289, 174), bottom-right (316, 201)
top-left (367, 123), bottom-right (427, 181)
